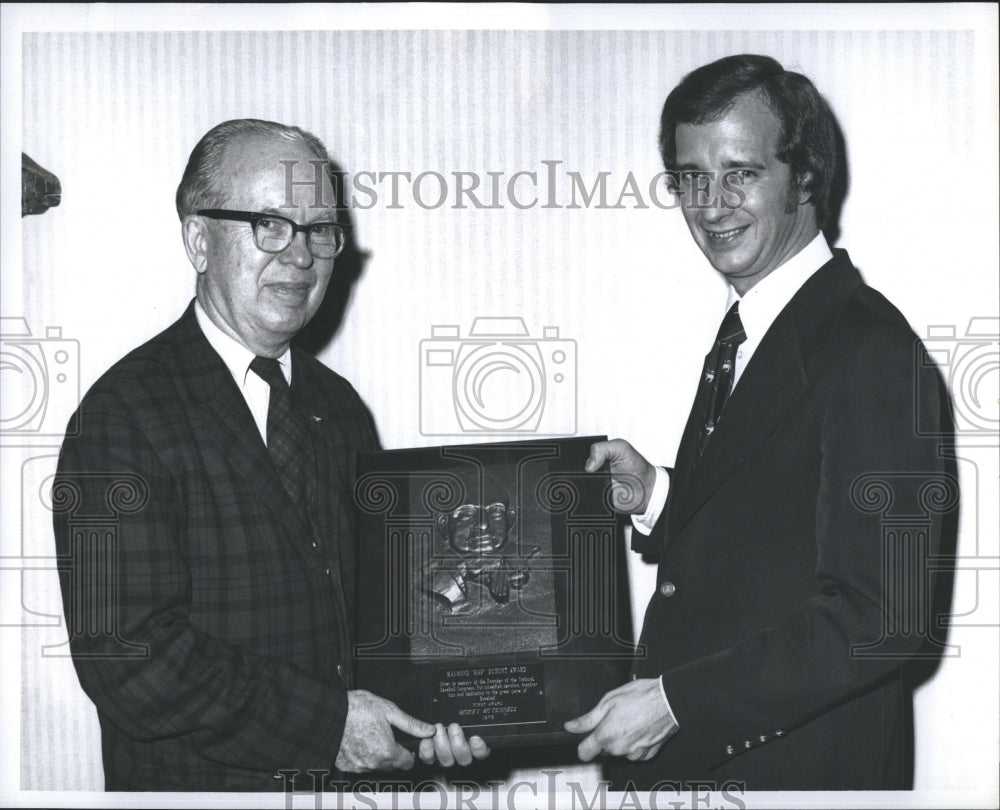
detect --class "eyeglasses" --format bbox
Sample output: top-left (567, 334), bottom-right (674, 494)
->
top-left (197, 209), bottom-right (349, 259)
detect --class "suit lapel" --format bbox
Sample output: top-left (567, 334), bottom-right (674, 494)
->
top-left (170, 304), bottom-right (314, 544)
top-left (667, 315), bottom-right (809, 539)
top-left (289, 354), bottom-right (347, 544)
top-left (289, 351), bottom-right (359, 622)
top-left (665, 251), bottom-right (863, 544)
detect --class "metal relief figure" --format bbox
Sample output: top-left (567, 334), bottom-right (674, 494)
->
top-left (424, 498), bottom-right (540, 613)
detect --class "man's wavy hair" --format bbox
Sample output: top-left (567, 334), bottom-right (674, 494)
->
top-left (175, 119), bottom-right (336, 220)
top-left (659, 54), bottom-right (838, 226)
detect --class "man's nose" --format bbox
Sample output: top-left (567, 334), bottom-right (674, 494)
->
top-left (692, 177), bottom-right (732, 223)
top-left (280, 230), bottom-right (314, 267)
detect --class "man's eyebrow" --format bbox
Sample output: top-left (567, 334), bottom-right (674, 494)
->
top-left (261, 206), bottom-right (339, 222)
top-left (673, 159), bottom-right (767, 172)
top-left (720, 158), bottom-right (767, 170)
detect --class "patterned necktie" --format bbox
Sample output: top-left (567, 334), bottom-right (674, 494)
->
top-left (249, 356), bottom-right (313, 512)
top-left (698, 302), bottom-right (747, 455)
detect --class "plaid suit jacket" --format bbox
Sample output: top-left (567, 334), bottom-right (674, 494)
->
top-left (53, 302), bottom-right (378, 791)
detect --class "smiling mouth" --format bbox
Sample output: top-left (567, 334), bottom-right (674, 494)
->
top-left (266, 283), bottom-right (311, 299)
top-left (704, 225), bottom-right (749, 244)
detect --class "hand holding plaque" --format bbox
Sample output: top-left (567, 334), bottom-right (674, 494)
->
top-left (335, 691), bottom-right (491, 772)
top-left (584, 438), bottom-right (657, 514)
top-left (418, 723), bottom-right (491, 767)
top-left (564, 677), bottom-right (678, 763)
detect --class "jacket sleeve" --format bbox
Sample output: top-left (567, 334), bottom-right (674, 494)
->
top-left (52, 387), bottom-right (349, 775)
top-left (630, 467), bottom-right (672, 557)
top-left (657, 325), bottom-right (954, 768)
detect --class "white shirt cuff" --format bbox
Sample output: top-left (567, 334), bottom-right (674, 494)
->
top-left (658, 675), bottom-right (679, 729)
top-left (630, 466), bottom-right (669, 535)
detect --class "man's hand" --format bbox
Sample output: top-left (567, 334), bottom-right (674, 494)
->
top-left (586, 439), bottom-right (657, 515)
top-left (417, 722), bottom-right (491, 767)
top-left (564, 678), bottom-right (678, 762)
top-left (335, 690), bottom-right (435, 772)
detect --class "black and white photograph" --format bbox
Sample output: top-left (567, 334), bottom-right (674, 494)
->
top-left (1, 3), bottom-right (997, 809)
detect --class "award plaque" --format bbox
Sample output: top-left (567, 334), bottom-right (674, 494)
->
top-left (354, 435), bottom-right (634, 748)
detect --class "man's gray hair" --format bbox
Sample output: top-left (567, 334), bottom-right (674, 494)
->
top-left (175, 119), bottom-right (333, 219)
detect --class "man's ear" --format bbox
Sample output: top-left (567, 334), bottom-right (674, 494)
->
top-left (796, 171), bottom-right (814, 205)
top-left (182, 215), bottom-right (210, 275)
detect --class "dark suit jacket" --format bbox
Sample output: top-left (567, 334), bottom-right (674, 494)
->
top-left (53, 302), bottom-right (378, 791)
top-left (615, 250), bottom-right (955, 791)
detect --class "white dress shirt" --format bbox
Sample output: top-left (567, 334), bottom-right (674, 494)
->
top-left (194, 301), bottom-right (292, 446)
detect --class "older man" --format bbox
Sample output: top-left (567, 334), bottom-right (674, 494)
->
top-left (566, 55), bottom-right (954, 790)
top-left (53, 119), bottom-right (486, 791)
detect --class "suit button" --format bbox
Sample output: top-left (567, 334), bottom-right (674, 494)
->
top-left (725, 744), bottom-right (735, 756)
top-left (631, 672), bottom-right (638, 680)
top-left (337, 663), bottom-right (347, 680)
top-left (659, 581), bottom-right (676, 597)
top-left (759, 734), bottom-right (768, 743)
top-left (744, 740), bottom-right (753, 749)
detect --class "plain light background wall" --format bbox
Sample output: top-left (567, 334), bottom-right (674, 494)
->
top-left (2, 5), bottom-right (997, 808)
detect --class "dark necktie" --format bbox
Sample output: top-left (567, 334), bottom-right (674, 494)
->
top-left (698, 302), bottom-right (747, 455)
top-left (250, 356), bottom-right (313, 513)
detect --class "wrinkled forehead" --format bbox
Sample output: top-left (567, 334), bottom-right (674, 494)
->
top-left (216, 134), bottom-right (337, 213)
top-left (675, 93), bottom-right (783, 167)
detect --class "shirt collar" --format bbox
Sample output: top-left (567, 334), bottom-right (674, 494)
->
top-left (726, 231), bottom-right (834, 345)
top-left (194, 300), bottom-right (292, 386)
